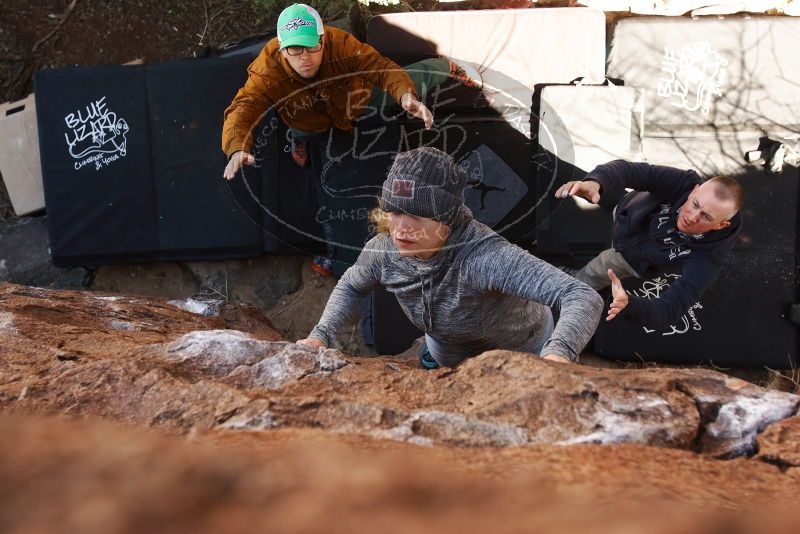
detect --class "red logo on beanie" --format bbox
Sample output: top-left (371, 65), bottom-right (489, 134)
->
top-left (391, 179), bottom-right (415, 199)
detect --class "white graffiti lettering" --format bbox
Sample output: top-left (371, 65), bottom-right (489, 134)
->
top-left (316, 206), bottom-right (369, 224)
top-left (64, 96), bottom-right (129, 171)
top-left (668, 246), bottom-right (691, 261)
top-left (635, 273), bottom-right (704, 336)
top-left (687, 302), bottom-right (703, 331)
top-left (662, 315), bottom-right (691, 336)
top-left (657, 42), bottom-right (728, 116)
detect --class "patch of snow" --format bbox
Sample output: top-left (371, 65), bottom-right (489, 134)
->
top-left (166, 332), bottom-right (348, 386)
top-left (552, 398), bottom-right (681, 446)
top-left (167, 298), bottom-right (224, 317)
top-left (239, 345), bottom-right (348, 390)
top-left (704, 391), bottom-right (800, 455)
top-left (109, 320), bottom-right (137, 331)
top-left (218, 411), bottom-right (275, 431)
top-left (0, 312), bottom-right (18, 335)
top-left (317, 348), bottom-right (350, 372)
top-left (373, 410), bottom-right (529, 447)
top-left (371, 425), bottom-right (434, 447)
top-left (166, 330), bottom-right (272, 374)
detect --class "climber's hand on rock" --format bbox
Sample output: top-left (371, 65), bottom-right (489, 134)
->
top-left (296, 338), bottom-right (326, 349)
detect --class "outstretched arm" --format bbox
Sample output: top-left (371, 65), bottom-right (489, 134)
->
top-left (222, 50), bottom-right (275, 159)
top-left (339, 31), bottom-right (421, 112)
top-left (464, 240), bottom-right (603, 362)
top-left (302, 236), bottom-right (386, 347)
top-left (614, 257), bottom-right (724, 329)
top-left (581, 160), bottom-right (699, 199)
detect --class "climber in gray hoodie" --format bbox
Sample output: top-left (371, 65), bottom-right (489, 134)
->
top-left (297, 147), bottom-right (603, 368)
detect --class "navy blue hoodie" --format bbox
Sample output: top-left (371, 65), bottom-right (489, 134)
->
top-left (587, 160), bottom-right (742, 329)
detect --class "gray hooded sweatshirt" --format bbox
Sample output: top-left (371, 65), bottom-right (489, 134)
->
top-left (309, 214), bottom-right (603, 365)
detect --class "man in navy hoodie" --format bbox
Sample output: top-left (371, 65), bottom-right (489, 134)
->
top-left (555, 160), bottom-right (744, 329)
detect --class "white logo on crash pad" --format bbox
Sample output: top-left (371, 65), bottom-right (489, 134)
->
top-left (631, 274), bottom-right (704, 336)
top-left (64, 96), bottom-right (129, 171)
top-left (657, 42), bottom-right (727, 116)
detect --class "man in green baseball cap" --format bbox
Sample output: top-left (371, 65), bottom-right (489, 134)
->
top-left (223, 3), bottom-right (480, 174)
top-left (222, 3), bottom-right (482, 276)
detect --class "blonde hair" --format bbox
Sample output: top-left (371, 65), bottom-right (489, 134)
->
top-left (369, 207), bottom-right (391, 235)
top-left (368, 206), bottom-right (452, 239)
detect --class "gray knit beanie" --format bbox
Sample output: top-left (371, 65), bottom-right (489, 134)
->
top-left (379, 147), bottom-right (466, 226)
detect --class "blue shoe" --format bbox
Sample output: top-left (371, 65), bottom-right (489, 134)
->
top-left (419, 341), bottom-right (439, 370)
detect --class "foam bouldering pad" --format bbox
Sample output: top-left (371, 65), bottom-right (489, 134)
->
top-left (34, 56), bottom-right (269, 266)
top-left (461, 144), bottom-right (528, 229)
top-left (608, 16), bottom-right (800, 133)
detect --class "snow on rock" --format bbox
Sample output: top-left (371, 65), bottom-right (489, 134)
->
top-left (167, 297), bottom-right (224, 317)
top-left (165, 330), bottom-right (277, 374)
top-left (700, 391), bottom-right (800, 457)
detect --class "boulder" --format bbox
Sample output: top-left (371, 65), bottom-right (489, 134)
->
top-left (2, 282), bottom-right (797, 459)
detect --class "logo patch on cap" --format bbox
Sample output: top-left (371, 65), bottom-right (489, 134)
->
top-left (391, 179), bottom-right (415, 199)
top-left (281, 17), bottom-right (314, 32)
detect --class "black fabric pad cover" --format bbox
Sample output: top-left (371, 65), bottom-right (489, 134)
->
top-left (530, 83), bottom-right (625, 260)
top-left (312, 119), bottom-right (402, 277)
top-left (453, 119), bottom-right (537, 244)
top-left (249, 111), bottom-right (326, 254)
top-left (594, 167), bottom-right (799, 369)
top-left (35, 56), bottom-right (266, 266)
top-left (532, 152), bottom-right (617, 260)
top-left (147, 57), bottom-right (263, 259)
top-left (36, 65), bottom-right (158, 264)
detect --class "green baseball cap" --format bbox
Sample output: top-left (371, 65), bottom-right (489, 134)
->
top-left (277, 4), bottom-right (323, 49)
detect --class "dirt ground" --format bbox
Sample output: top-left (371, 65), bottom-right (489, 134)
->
top-left (1, 4), bottom-right (800, 529)
top-left (1, 0), bottom-right (279, 104)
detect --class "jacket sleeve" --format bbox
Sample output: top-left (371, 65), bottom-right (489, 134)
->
top-left (221, 51), bottom-right (276, 157)
top-left (339, 31), bottom-right (418, 105)
top-left (587, 160), bottom-right (699, 199)
top-left (463, 240), bottom-right (603, 362)
top-left (621, 254), bottom-right (725, 329)
top-left (308, 237), bottom-right (385, 347)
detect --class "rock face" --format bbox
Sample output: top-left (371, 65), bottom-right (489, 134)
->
top-left (756, 416), bottom-right (800, 468)
top-left (2, 281), bottom-right (800, 532)
top-left (1, 282), bottom-right (798, 458)
top-left (0, 216), bottom-right (371, 355)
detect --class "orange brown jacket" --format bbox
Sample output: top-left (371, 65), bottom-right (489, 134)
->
top-left (221, 26), bottom-right (417, 157)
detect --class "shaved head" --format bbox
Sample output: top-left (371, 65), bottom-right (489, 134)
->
top-left (706, 176), bottom-right (744, 220)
